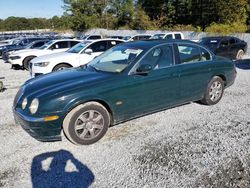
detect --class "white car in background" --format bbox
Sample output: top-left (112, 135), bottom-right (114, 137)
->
top-left (8, 39), bottom-right (81, 70)
top-left (150, 32), bottom-right (184, 40)
top-left (29, 39), bottom-right (124, 77)
top-left (123, 34), bottom-right (152, 41)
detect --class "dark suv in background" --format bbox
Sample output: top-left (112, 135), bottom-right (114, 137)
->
top-left (199, 36), bottom-right (247, 60)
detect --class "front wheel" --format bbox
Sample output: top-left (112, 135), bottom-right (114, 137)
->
top-left (63, 102), bottom-right (110, 145)
top-left (53, 63), bottom-right (71, 71)
top-left (200, 76), bottom-right (224, 105)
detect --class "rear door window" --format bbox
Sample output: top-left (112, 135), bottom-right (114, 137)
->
top-left (51, 41), bottom-right (68, 49)
top-left (178, 44), bottom-right (204, 63)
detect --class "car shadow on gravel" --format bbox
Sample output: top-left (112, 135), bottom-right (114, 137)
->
top-left (31, 150), bottom-right (94, 188)
top-left (235, 59), bottom-right (250, 70)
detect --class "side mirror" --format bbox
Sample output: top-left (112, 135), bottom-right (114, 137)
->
top-left (136, 64), bottom-right (153, 75)
top-left (85, 48), bottom-right (93, 55)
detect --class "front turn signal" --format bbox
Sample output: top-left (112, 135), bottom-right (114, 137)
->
top-left (44, 116), bottom-right (59, 122)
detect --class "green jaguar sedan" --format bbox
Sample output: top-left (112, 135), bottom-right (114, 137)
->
top-left (13, 40), bottom-right (236, 145)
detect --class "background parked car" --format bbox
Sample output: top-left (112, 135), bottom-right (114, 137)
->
top-left (107, 35), bottom-right (124, 39)
top-left (199, 36), bottom-right (247, 60)
top-left (150, 32), bottom-right (184, 40)
top-left (2, 39), bottom-right (50, 62)
top-left (80, 35), bottom-right (102, 41)
top-left (29, 39), bottom-right (124, 77)
top-left (123, 34), bottom-right (152, 41)
top-left (0, 37), bottom-right (48, 58)
top-left (8, 39), bottom-right (81, 70)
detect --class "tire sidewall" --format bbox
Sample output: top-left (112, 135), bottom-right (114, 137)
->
top-left (236, 49), bottom-right (244, 59)
top-left (65, 104), bottom-right (110, 145)
top-left (53, 64), bottom-right (71, 71)
top-left (204, 76), bottom-right (224, 105)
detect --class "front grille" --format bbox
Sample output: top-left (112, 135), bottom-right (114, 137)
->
top-left (13, 87), bottom-right (23, 108)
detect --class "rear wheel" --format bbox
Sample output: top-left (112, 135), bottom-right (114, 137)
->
top-left (200, 76), bottom-right (224, 105)
top-left (53, 63), bottom-right (71, 71)
top-left (23, 56), bottom-right (36, 70)
top-left (236, 49), bottom-right (244, 60)
top-left (63, 102), bottom-right (110, 145)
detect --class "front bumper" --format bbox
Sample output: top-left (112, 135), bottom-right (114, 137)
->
top-left (13, 109), bottom-right (62, 142)
top-left (30, 63), bottom-right (52, 78)
top-left (9, 58), bottom-right (23, 66)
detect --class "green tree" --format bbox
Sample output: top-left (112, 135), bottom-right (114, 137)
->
top-left (130, 8), bottom-right (154, 30)
top-left (216, 0), bottom-right (249, 24)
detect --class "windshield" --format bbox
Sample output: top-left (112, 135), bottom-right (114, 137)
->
top-left (67, 42), bottom-right (88, 53)
top-left (25, 42), bottom-right (35, 49)
top-left (123, 36), bottom-right (131, 41)
top-left (151, 34), bottom-right (165, 39)
top-left (39, 40), bottom-right (54, 49)
top-left (12, 39), bottom-right (21, 45)
top-left (88, 45), bottom-right (144, 73)
top-left (81, 35), bottom-right (89, 40)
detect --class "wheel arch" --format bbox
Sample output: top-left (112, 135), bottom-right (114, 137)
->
top-left (211, 74), bottom-right (227, 86)
top-left (22, 55), bottom-right (37, 65)
top-left (52, 62), bottom-right (73, 71)
top-left (63, 98), bottom-right (114, 126)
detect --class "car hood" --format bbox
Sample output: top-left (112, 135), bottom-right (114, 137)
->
top-left (23, 67), bottom-right (112, 98)
top-left (12, 49), bottom-right (44, 55)
top-left (32, 52), bottom-right (77, 63)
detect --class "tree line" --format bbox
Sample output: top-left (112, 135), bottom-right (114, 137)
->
top-left (1, 0), bottom-right (250, 33)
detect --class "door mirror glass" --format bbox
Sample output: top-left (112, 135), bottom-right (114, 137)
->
top-left (85, 48), bottom-right (93, 55)
top-left (136, 64), bottom-right (153, 75)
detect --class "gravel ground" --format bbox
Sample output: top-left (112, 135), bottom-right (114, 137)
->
top-left (0, 57), bottom-right (250, 188)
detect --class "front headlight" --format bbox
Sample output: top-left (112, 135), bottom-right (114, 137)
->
top-left (22, 98), bottom-right (27, 109)
top-left (34, 62), bottom-right (50, 67)
top-left (29, 98), bottom-right (39, 114)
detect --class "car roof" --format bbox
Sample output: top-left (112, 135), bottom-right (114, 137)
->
top-left (82, 38), bottom-right (125, 43)
top-left (51, 39), bottom-right (81, 42)
top-left (123, 39), bottom-right (198, 49)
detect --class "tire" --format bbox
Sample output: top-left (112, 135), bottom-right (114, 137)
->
top-left (23, 56), bottom-right (36, 70)
top-left (63, 102), bottom-right (110, 145)
top-left (53, 64), bottom-right (71, 71)
top-left (200, 76), bottom-right (224, 105)
top-left (236, 49), bottom-right (244, 60)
